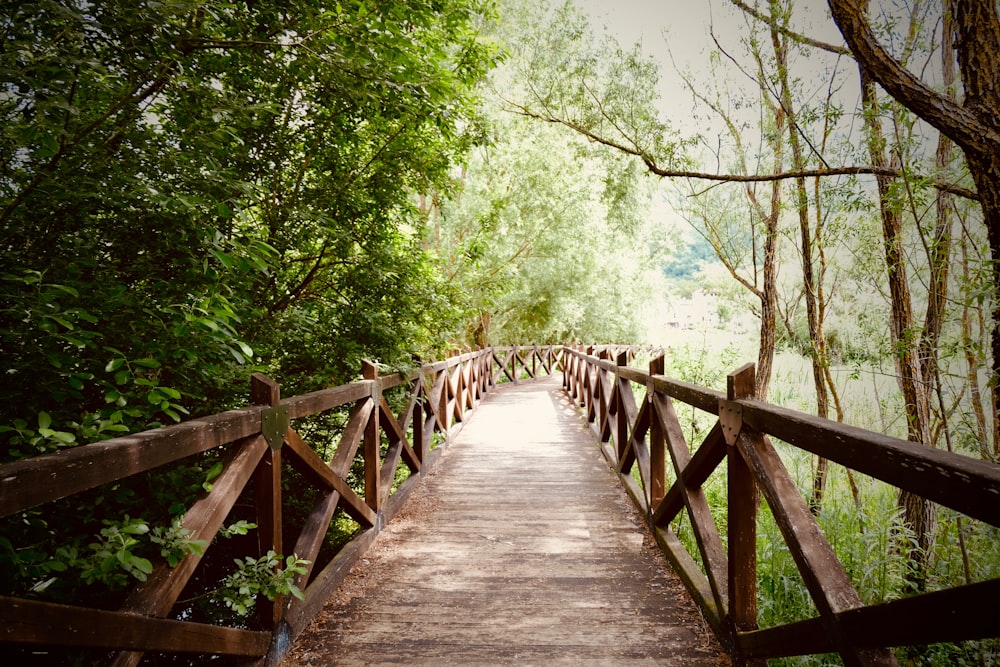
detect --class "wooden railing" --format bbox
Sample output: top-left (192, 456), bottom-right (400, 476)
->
top-left (561, 345), bottom-right (1000, 666)
top-left (0, 345), bottom-right (563, 665)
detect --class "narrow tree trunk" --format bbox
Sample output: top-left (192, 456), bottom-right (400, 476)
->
top-left (859, 64), bottom-right (935, 588)
top-left (768, 1), bottom-right (833, 509)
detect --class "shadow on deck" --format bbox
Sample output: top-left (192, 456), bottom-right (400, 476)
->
top-left (281, 376), bottom-right (729, 665)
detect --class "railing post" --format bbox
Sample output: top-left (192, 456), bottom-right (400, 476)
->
top-left (726, 363), bottom-right (759, 659)
top-left (615, 350), bottom-right (630, 462)
top-left (648, 354), bottom-right (666, 508)
top-left (250, 372), bottom-right (284, 627)
top-left (412, 356), bottom-right (427, 466)
top-left (362, 360), bottom-right (382, 518)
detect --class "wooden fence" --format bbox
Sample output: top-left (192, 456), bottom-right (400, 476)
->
top-left (561, 345), bottom-right (1000, 666)
top-left (0, 345), bottom-right (562, 665)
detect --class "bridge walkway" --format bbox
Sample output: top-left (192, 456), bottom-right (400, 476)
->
top-left (281, 376), bottom-right (729, 666)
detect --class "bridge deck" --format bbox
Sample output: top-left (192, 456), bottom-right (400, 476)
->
top-left (282, 376), bottom-right (728, 665)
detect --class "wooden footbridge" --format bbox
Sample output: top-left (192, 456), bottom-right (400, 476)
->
top-left (2, 346), bottom-right (999, 666)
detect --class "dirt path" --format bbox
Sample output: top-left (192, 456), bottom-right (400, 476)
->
top-left (281, 376), bottom-right (728, 666)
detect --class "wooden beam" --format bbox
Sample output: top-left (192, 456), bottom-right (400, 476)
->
top-left (0, 406), bottom-right (262, 517)
top-left (284, 429), bottom-right (376, 527)
top-left (726, 364), bottom-right (759, 643)
top-left (740, 399), bottom-right (1000, 527)
top-left (0, 596), bottom-right (269, 656)
top-left (653, 392), bottom-right (729, 616)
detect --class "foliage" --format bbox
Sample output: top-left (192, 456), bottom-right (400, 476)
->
top-left (218, 551), bottom-right (309, 617)
top-left (0, 0), bottom-right (498, 634)
top-left (430, 0), bottom-right (670, 346)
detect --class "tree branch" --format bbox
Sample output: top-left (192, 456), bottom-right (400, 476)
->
top-left (729, 0), bottom-right (851, 56)
top-left (507, 104), bottom-right (979, 200)
top-left (827, 0), bottom-right (993, 151)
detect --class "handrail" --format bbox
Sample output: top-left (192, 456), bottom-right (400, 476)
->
top-left (561, 345), bottom-right (1000, 666)
top-left (0, 345), bottom-right (565, 665)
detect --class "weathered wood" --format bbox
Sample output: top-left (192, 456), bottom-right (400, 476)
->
top-left (0, 596), bottom-right (269, 656)
top-left (654, 392), bottom-right (729, 618)
top-left (284, 429), bottom-right (375, 527)
top-left (119, 436), bottom-right (268, 618)
top-left (652, 423), bottom-right (728, 526)
top-left (282, 382), bottom-right (372, 420)
top-left (0, 406), bottom-right (262, 517)
top-left (740, 399), bottom-right (1000, 526)
top-left (253, 445), bottom-right (283, 626)
top-left (284, 527), bottom-right (380, 635)
top-left (362, 361), bottom-right (381, 514)
top-left (379, 397), bottom-right (420, 473)
top-left (726, 364), bottom-right (759, 646)
top-left (739, 578), bottom-right (1000, 659)
top-left (737, 430), bottom-right (895, 666)
top-left (251, 374), bottom-right (284, 593)
top-left (111, 436), bottom-right (269, 667)
top-left (652, 525), bottom-right (723, 634)
top-left (282, 377), bottom-right (726, 665)
top-left (329, 398), bottom-right (374, 475)
top-left (649, 355), bottom-right (666, 508)
top-left (285, 489), bottom-right (341, 602)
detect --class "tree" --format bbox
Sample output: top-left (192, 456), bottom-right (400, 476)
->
top-left (0, 0), bottom-right (498, 454)
top-left (827, 0), bottom-right (1000, 455)
top-left (430, 11), bottom-right (662, 346)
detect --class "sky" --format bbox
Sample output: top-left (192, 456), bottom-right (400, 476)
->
top-left (571, 0), bottom-right (850, 134)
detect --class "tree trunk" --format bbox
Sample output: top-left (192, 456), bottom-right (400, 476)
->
top-left (828, 0), bottom-right (1000, 457)
top-left (859, 63), bottom-right (935, 587)
top-left (767, 1), bottom-right (833, 509)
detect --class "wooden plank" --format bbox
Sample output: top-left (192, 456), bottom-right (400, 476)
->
top-left (649, 355), bottom-right (666, 507)
top-left (615, 361), bottom-right (637, 463)
top-left (379, 398), bottom-right (420, 473)
top-left (841, 578), bottom-right (1000, 648)
top-left (0, 406), bottom-right (262, 517)
top-left (393, 377), bottom-right (421, 433)
top-left (285, 489), bottom-right (341, 599)
top-left (284, 429), bottom-right (375, 527)
top-left (652, 423), bottom-right (727, 526)
top-left (330, 398), bottom-right (374, 476)
top-left (363, 362), bottom-right (381, 513)
top-left (739, 578), bottom-right (1000, 659)
top-left (650, 375), bottom-right (724, 415)
top-left (250, 373), bottom-right (282, 630)
top-left (253, 447), bottom-right (282, 613)
top-left (653, 392), bottom-right (729, 616)
top-left (738, 431), bottom-right (895, 665)
top-left (109, 435), bottom-right (268, 667)
top-left (617, 399), bottom-right (649, 473)
top-left (0, 596), bottom-right (269, 656)
top-left (413, 394), bottom-right (426, 463)
top-left (284, 527), bottom-right (379, 635)
top-left (119, 436), bottom-right (268, 618)
top-left (282, 382), bottom-right (372, 420)
top-left (282, 377), bottom-right (727, 666)
top-left (740, 399), bottom-right (1000, 527)
top-left (727, 365), bottom-right (758, 640)
top-left (652, 524), bottom-right (722, 634)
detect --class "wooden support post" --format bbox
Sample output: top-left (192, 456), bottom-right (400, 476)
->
top-left (250, 372), bottom-right (283, 627)
top-left (616, 351), bottom-right (630, 462)
top-left (649, 355), bottom-right (666, 508)
top-left (726, 363), bottom-right (760, 659)
top-left (362, 361), bottom-right (382, 517)
top-left (413, 373), bottom-right (426, 466)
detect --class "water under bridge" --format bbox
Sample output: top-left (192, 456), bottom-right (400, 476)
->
top-left (2, 346), bottom-right (998, 666)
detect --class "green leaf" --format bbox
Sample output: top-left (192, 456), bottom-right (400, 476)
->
top-left (38, 412), bottom-right (52, 430)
